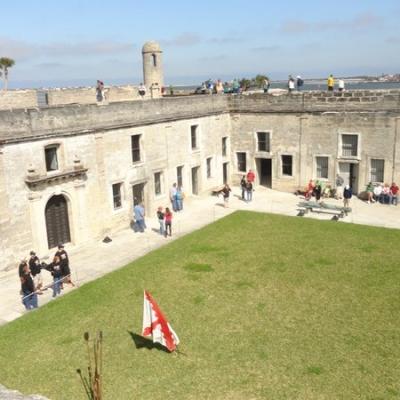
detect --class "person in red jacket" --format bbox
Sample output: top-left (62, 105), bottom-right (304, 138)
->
top-left (390, 182), bottom-right (399, 205)
top-left (164, 207), bottom-right (173, 237)
top-left (246, 169), bottom-right (255, 184)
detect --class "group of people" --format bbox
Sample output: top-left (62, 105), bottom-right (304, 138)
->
top-left (365, 182), bottom-right (399, 205)
top-left (18, 244), bottom-right (74, 311)
top-left (240, 170), bottom-right (256, 203)
top-left (288, 75), bottom-right (304, 92)
top-left (327, 74), bottom-right (345, 91)
top-left (304, 179), bottom-right (353, 207)
top-left (169, 183), bottom-right (185, 212)
top-left (200, 79), bottom-right (232, 95)
top-left (156, 206), bottom-right (173, 237)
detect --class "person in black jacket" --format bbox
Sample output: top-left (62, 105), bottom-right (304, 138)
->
top-left (240, 175), bottom-right (246, 200)
top-left (29, 251), bottom-right (43, 292)
top-left (55, 244), bottom-right (75, 288)
top-left (343, 185), bottom-right (352, 208)
top-left (47, 256), bottom-right (63, 297)
top-left (20, 264), bottom-right (38, 310)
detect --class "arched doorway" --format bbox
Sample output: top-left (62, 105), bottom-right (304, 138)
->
top-left (45, 195), bottom-right (71, 249)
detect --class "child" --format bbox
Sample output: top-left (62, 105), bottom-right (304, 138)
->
top-left (157, 206), bottom-right (165, 236)
top-left (164, 207), bottom-right (173, 237)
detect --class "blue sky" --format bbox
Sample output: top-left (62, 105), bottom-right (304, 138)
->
top-left (1, 0), bottom-right (399, 88)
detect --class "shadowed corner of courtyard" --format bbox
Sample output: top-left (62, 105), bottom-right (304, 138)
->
top-left (0, 210), bottom-right (400, 399)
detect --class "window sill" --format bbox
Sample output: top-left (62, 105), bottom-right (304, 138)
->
top-left (132, 161), bottom-right (145, 167)
top-left (25, 166), bottom-right (88, 187)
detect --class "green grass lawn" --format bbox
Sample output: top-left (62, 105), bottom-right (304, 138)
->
top-left (1, 211), bottom-right (400, 400)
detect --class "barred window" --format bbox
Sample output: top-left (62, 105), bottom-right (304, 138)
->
top-left (282, 155), bottom-right (293, 176)
top-left (237, 152), bottom-right (246, 172)
top-left (257, 132), bottom-right (270, 152)
top-left (191, 125), bottom-right (198, 149)
top-left (112, 183), bottom-right (122, 209)
top-left (177, 166), bottom-right (183, 188)
top-left (154, 172), bottom-right (162, 195)
top-left (342, 135), bottom-right (358, 157)
top-left (316, 157), bottom-right (329, 179)
top-left (131, 135), bottom-right (141, 163)
top-left (370, 159), bottom-right (384, 182)
top-left (222, 137), bottom-right (228, 157)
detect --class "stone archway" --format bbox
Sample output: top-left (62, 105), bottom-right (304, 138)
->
top-left (45, 194), bottom-right (71, 249)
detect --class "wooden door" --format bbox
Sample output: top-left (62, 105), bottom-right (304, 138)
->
top-left (45, 195), bottom-right (71, 249)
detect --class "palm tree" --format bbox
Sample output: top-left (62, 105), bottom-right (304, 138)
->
top-left (0, 57), bottom-right (15, 91)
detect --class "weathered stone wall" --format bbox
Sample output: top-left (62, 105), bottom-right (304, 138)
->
top-left (0, 90), bottom-right (37, 110)
top-left (0, 91), bottom-right (399, 270)
top-left (0, 85), bottom-right (144, 110)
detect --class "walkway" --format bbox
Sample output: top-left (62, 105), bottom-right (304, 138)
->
top-left (1, 187), bottom-right (399, 326)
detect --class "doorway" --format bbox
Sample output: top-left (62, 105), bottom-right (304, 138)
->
top-left (191, 166), bottom-right (199, 195)
top-left (222, 162), bottom-right (229, 184)
top-left (256, 158), bottom-right (272, 188)
top-left (132, 183), bottom-right (145, 206)
top-left (45, 195), bottom-right (71, 249)
top-left (338, 162), bottom-right (359, 194)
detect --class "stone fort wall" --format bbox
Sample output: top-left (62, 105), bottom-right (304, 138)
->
top-left (0, 90), bottom-right (399, 270)
top-left (0, 85), bottom-right (144, 110)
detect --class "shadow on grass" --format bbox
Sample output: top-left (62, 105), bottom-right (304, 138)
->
top-left (128, 331), bottom-right (170, 353)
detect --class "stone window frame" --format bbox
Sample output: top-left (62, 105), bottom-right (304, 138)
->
top-left (338, 132), bottom-right (361, 160)
top-left (254, 130), bottom-right (272, 153)
top-left (44, 142), bottom-right (63, 174)
top-left (279, 153), bottom-right (295, 178)
top-left (111, 181), bottom-right (124, 212)
top-left (236, 151), bottom-right (247, 173)
top-left (313, 154), bottom-right (331, 181)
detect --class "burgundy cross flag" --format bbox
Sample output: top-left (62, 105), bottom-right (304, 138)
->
top-left (142, 290), bottom-right (180, 352)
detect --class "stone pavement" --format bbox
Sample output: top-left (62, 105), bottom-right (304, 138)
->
top-left (1, 187), bottom-right (399, 326)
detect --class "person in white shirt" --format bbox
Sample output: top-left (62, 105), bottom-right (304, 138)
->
top-left (338, 79), bottom-right (345, 92)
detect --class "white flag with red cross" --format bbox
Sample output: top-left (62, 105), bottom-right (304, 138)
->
top-left (142, 290), bottom-right (180, 352)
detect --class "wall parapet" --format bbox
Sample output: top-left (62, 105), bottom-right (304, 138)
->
top-left (0, 90), bottom-right (399, 144)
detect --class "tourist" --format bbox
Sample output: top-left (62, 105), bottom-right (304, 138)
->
top-left (390, 182), bottom-right (399, 205)
top-left (18, 260), bottom-right (27, 278)
top-left (20, 264), bottom-right (38, 310)
top-left (29, 251), bottom-right (43, 293)
top-left (338, 79), bottom-right (345, 92)
top-left (156, 207), bottom-right (165, 236)
top-left (55, 244), bottom-right (74, 287)
top-left (373, 183), bottom-right (383, 203)
top-left (335, 174), bottom-right (344, 199)
top-left (134, 202), bottom-right (146, 232)
top-left (240, 175), bottom-right (247, 200)
top-left (263, 77), bottom-right (270, 93)
top-left (47, 256), bottom-right (63, 298)
top-left (343, 185), bottom-right (352, 208)
top-left (327, 74), bottom-right (334, 91)
top-left (170, 183), bottom-right (178, 211)
top-left (245, 181), bottom-right (253, 203)
top-left (164, 207), bottom-right (173, 237)
top-left (313, 181), bottom-right (322, 202)
top-left (219, 183), bottom-right (231, 207)
top-left (305, 179), bottom-right (315, 200)
top-left (216, 80), bottom-right (224, 94)
top-left (176, 185), bottom-right (184, 211)
top-left (380, 184), bottom-right (391, 204)
top-left (246, 169), bottom-right (255, 185)
top-left (138, 83), bottom-right (146, 97)
top-left (296, 76), bottom-right (304, 91)
top-left (366, 182), bottom-right (374, 203)
top-left (96, 80), bottom-right (105, 101)
top-left (288, 75), bottom-right (295, 93)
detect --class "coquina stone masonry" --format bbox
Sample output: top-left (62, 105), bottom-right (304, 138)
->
top-left (0, 90), bottom-right (399, 271)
